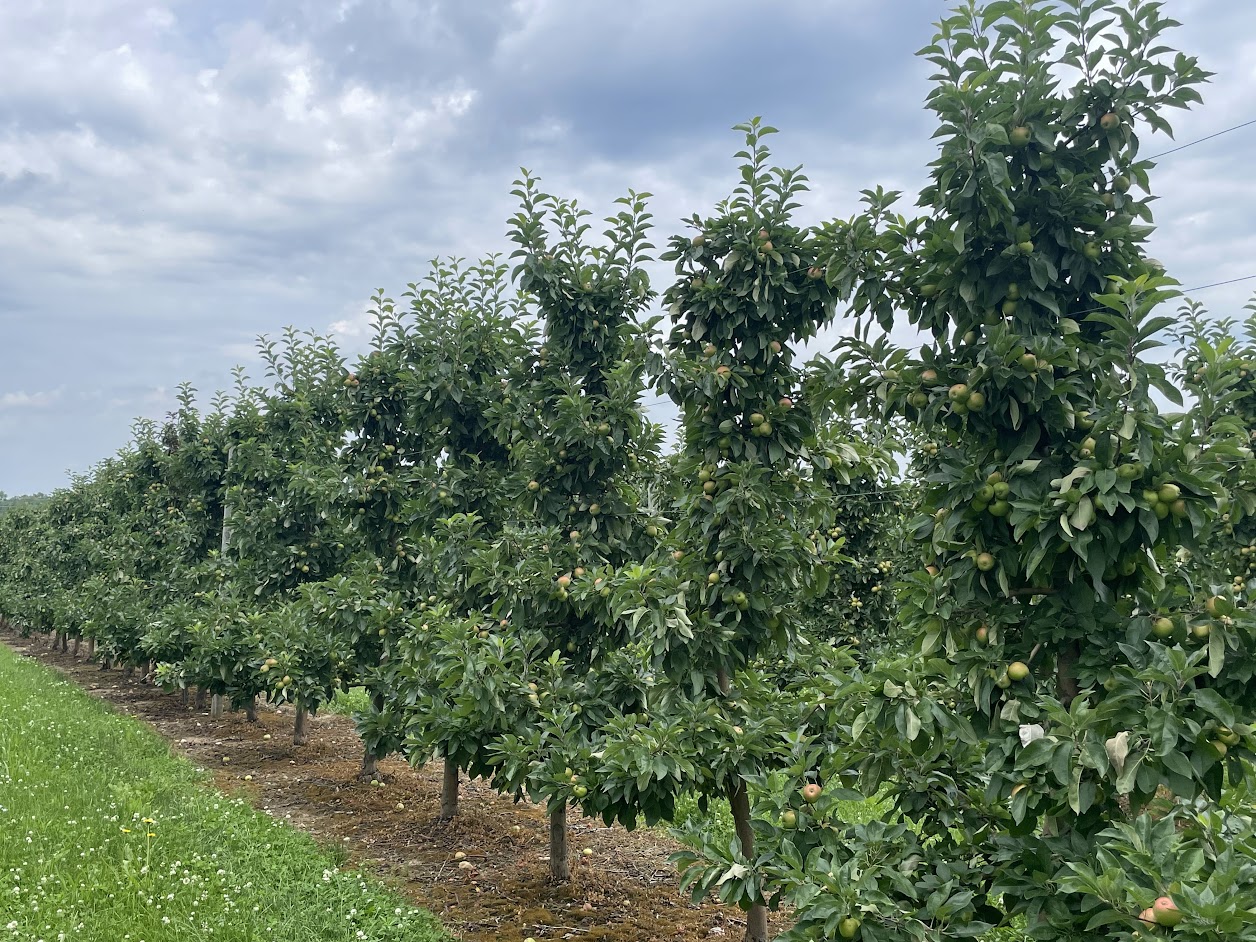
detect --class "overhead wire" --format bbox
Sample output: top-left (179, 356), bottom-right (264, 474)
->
top-left (1147, 117), bottom-right (1256, 159)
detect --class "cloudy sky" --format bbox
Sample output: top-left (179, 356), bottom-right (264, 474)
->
top-left (1, 0), bottom-right (1254, 496)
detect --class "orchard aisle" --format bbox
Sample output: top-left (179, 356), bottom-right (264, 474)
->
top-left (0, 628), bottom-right (783, 942)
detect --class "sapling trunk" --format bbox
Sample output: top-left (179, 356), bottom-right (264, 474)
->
top-left (439, 760), bottom-right (459, 820)
top-left (196, 687), bottom-right (208, 711)
top-left (549, 801), bottom-right (570, 882)
top-left (60, 634), bottom-right (68, 653)
top-left (86, 638), bottom-right (95, 660)
top-left (72, 636), bottom-right (80, 657)
top-left (728, 777), bottom-right (768, 942)
top-left (1057, 640), bottom-right (1081, 709)
top-left (210, 694), bottom-right (224, 719)
top-left (717, 667), bottom-right (768, 942)
top-left (245, 695), bottom-right (258, 723)
top-left (294, 702), bottom-right (309, 746)
top-left (180, 687), bottom-right (190, 709)
top-left (360, 748), bottom-right (378, 781)
top-left (359, 691), bottom-right (387, 780)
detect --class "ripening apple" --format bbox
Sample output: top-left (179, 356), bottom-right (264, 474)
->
top-left (801, 783), bottom-right (822, 803)
top-left (1009, 126), bottom-right (1032, 147)
top-left (1152, 897), bottom-right (1182, 927)
top-left (1100, 112), bottom-right (1121, 131)
top-left (1083, 241), bottom-right (1102, 260)
top-left (838, 916), bottom-right (862, 939)
top-left (781, 810), bottom-right (798, 829)
top-left (1007, 661), bottom-right (1030, 682)
top-left (1205, 595), bottom-right (1233, 618)
top-left (976, 552), bottom-right (996, 572)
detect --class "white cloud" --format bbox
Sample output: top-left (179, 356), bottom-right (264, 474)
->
top-left (0, 389), bottom-right (63, 410)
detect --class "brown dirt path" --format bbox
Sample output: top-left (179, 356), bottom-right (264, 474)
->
top-left (1, 628), bottom-right (784, 942)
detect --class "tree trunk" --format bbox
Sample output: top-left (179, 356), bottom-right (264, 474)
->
top-left (196, 686), bottom-right (208, 711)
top-left (294, 703), bottom-right (309, 746)
top-left (728, 778), bottom-right (769, 942)
top-left (361, 747), bottom-right (379, 781)
top-left (440, 760), bottom-right (459, 820)
top-left (245, 695), bottom-right (258, 723)
top-left (49, 630), bottom-right (59, 651)
top-left (122, 663), bottom-right (134, 680)
top-left (360, 692), bottom-right (387, 780)
top-left (717, 666), bottom-right (768, 942)
top-left (549, 801), bottom-right (570, 882)
top-left (72, 636), bottom-right (81, 658)
top-left (1057, 640), bottom-right (1081, 709)
top-left (210, 694), bottom-right (224, 719)
top-left (86, 638), bottom-right (96, 660)
top-left (60, 634), bottom-right (69, 653)
top-left (180, 687), bottom-right (190, 709)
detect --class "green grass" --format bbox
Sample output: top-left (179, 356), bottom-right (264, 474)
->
top-left (0, 644), bottom-right (448, 942)
top-left (327, 685), bottom-right (372, 718)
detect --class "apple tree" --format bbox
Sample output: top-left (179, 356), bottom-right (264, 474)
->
top-left (755, 2), bottom-right (1254, 940)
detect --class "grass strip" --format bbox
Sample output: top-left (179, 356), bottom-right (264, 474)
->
top-left (0, 643), bottom-right (448, 942)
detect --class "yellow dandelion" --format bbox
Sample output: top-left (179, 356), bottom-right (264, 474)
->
top-left (120, 828), bottom-right (131, 833)
top-left (142, 818), bottom-right (155, 824)
top-left (147, 832), bottom-right (156, 838)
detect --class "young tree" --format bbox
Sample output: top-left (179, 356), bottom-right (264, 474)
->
top-left (637, 120), bottom-right (842, 942)
top-left (483, 176), bottom-right (661, 880)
